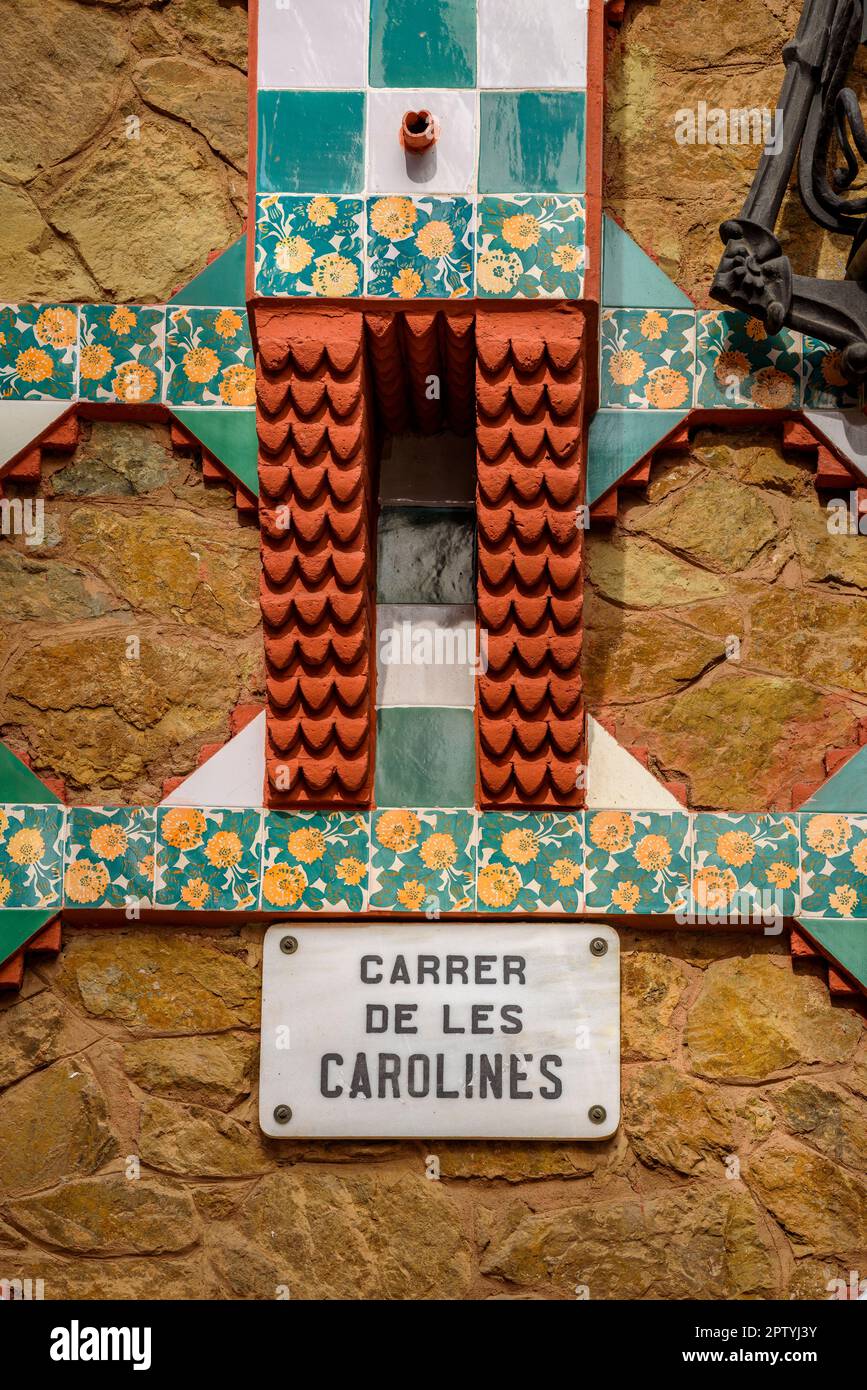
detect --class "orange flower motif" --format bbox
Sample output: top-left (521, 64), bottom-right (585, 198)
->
top-left (16, 347), bottom-right (53, 383)
top-left (307, 196), bottom-right (337, 226)
top-left (607, 349), bottom-right (645, 387)
top-left (312, 253), bottom-right (359, 297)
top-left (0, 810), bottom-right (8, 838)
top-left (634, 834), bottom-right (672, 872)
top-left (112, 362), bottom-right (158, 403)
top-left (79, 344), bottom-right (114, 380)
top-left (821, 349), bottom-right (848, 387)
top-left (716, 830), bottom-right (755, 867)
top-left (181, 877), bottom-right (211, 909)
top-left (477, 864), bottom-right (521, 909)
top-left (218, 364), bottom-right (256, 406)
top-left (392, 266), bottom-right (423, 298)
top-left (501, 827), bottom-right (539, 864)
top-left (8, 828), bottom-right (44, 864)
top-left (0, 874), bottom-right (10, 905)
top-left (161, 808), bottom-right (206, 851)
top-left (36, 307), bottom-right (77, 347)
top-left (745, 317), bottom-right (767, 341)
top-left (214, 309), bottom-right (243, 339)
top-left (549, 857), bottom-right (581, 887)
top-left (139, 855), bottom-right (155, 881)
top-left (287, 827), bottom-right (327, 864)
top-left (551, 243), bottom-right (582, 273)
top-left (589, 812), bottom-right (634, 854)
top-left (476, 249), bottom-right (522, 295)
top-left (829, 884), bottom-right (858, 916)
top-left (109, 307), bottom-right (136, 335)
top-left (376, 810), bottom-right (421, 853)
top-left (692, 865), bottom-right (738, 911)
top-left (420, 833), bottom-right (458, 870)
top-left (645, 367), bottom-right (690, 409)
top-left (750, 365), bottom-right (794, 408)
top-left (370, 196), bottom-right (417, 240)
top-left (89, 823), bottom-right (128, 861)
top-left (766, 861), bottom-right (797, 890)
top-left (805, 814), bottom-right (850, 857)
top-left (611, 881), bottom-right (640, 911)
top-left (275, 235), bottom-right (313, 275)
top-left (64, 859), bottom-right (110, 905)
top-left (501, 213), bottom-right (540, 250)
top-left (713, 349), bottom-right (749, 386)
top-left (262, 863), bottom-right (307, 907)
top-left (640, 311), bottom-right (668, 340)
top-left (183, 346), bottom-right (220, 383)
top-left (851, 838), bottom-right (867, 874)
top-left (397, 879), bottom-right (427, 910)
top-left (205, 831), bottom-right (243, 868)
top-left (336, 857), bottom-right (366, 886)
top-left (415, 220), bottom-right (454, 259)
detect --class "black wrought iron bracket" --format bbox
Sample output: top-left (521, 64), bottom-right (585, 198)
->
top-left (712, 0), bottom-right (867, 378)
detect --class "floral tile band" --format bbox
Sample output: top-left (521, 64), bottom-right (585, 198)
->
top-left (3, 805), bottom-right (867, 920)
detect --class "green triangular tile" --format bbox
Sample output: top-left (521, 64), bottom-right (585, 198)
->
top-left (603, 217), bottom-right (694, 309)
top-left (588, 409), bottom-right (689, 504)
top-left (797, 918), bottom-right (867, 992)
top-left (170, 236), bottom-right (247, 308)
top-left (171, 409), bottom-right (259, 496)
top-left (0, 741), bottom-right (59, 803)
top-left (0, 909), bottom-right (56, 968)
top-left (800, 747), bottom-right (867, 813)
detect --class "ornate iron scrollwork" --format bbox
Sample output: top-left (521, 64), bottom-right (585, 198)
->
top-left (712, 0), bottom-right (867, 378)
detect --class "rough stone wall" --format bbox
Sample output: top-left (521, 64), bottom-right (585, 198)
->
top-left (0, 927), bottom-right (865, 1299)
top-left (0, 0), bottom-right (865, 1301)
top-left (0, 423), bottom-right (264, 802)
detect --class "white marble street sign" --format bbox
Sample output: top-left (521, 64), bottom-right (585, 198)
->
top-left (259, 922), bottom-right (620, 1139)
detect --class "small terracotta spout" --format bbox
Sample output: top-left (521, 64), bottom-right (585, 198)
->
top-left (400, 109), bottom-right (438, 153)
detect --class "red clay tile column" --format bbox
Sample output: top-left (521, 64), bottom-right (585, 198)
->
top-left (476, 307), bottom-right (586, 807)
top-left (254, 307), bottom-right (375, 807)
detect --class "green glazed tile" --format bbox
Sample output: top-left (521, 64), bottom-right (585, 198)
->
top-left (78, 305), bottom-right (165, 406)
top-left (477, 196), bottom-right (585, 299)
top-left (375, 708), bottom-right (475, 808)
top-left (479, 91), bottom-right (586, 194)
top-left (0, 304), bottom-right (78, 401)
top-left (801, 813), bottom-right (867, 919)
top-left (170, 236), bottom-right (247, 309)
top-left (797, 918), bottom-right (867, 992)
top-left (476, 812), bottom-right (584, 914)
top-left (600, 308), bottom-right (696, 410)
top-left (257, 90), bottom-right (365, 194)
top-left (691, 813), bottom-right (801, 921)
top-left (366, 196), bottom-right (474, 300)
top-left (584, 810), bottom-right (690, 915)
top-left (602, 217), bottom-right (694, 310)
top-left (164, 307), bottom-right (254, 408)
top-left (0, 909), bottom-right (57, 967)
top-left (802, 338), bottom-right (860, 411)
top-left (155, 807), bottom-right (263, 911)
top-left (800, 747), bottom-right (867, 813)
top-left (370, 0), bottom-right (476, 87)
top-left (255, 195), bottom-right (364, 298)
top-left (696, 310), bottom-right (801, 410)
top-left (369, 809), bottom-right (476, 913)
top-left (587, 409), bottom-right (688, 505)
top-left (0, 804), bottom-right (65, 909)
top-left (261, 811), bottom-right (370, 912)
top-left (64, 807), bottom-right (155, 910)
top-left (0, 742), bottom-right (60, 804)
top-left (170, 409), bottom-right (259, 495)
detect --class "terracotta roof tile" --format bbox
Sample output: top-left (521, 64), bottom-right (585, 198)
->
top-left (476, 309), bottom-right (587, 808)
top-left (255, 309), bottom-right (375, 807)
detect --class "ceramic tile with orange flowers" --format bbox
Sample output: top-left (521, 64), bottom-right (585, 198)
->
top-left (366, 196), bottom-right (474, 299)
top-left (801, 336), bottom-right (861, 410)
top-left (255, 195), bottom-right (365, 298)
top-left (696, 310), bottom-right (801, 410)
top-left (476, 196), bottom-right (585, 299)
top-left (690, 813), bottom-right (800, 920)
top-left (476, 812), bottom-right (584, 914)
top-left (78, 305), bottom-right (165, 405)
top-left (0, 804), bottom-right (65, 909)
top-left (584, 811), bottom-right (690, 916)
top-left (600, 308), bottom-right (696, 410)
top-left (801, 812), bottom-right (867, 919)
top-left (0, 304), bottom-right (78, 400)
top-left (63, 807), bottom-right (156, 910)
top-left (261, 811), bottom-right (370, 913)
top-left (369, 809), bottom-right (476, 913)
top-left (163, 306), bottom-right (256, 408)
top-left (154, 806), bottom-right (263, 912)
